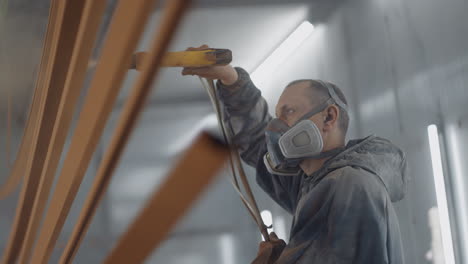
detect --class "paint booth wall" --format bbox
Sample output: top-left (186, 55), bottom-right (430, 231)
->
top-left (263, 0), bottom-right (468, 263)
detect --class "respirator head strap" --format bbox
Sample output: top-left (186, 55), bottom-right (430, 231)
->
top-left (295, 98), bottom-right (332, 125)
top-left (317, 80), bottom-right (348, 113)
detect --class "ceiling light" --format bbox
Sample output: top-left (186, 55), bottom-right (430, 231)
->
top-left (251, 21), bottom-right (315, 87)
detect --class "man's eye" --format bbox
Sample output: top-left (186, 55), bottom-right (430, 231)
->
top-left (286, 109), bottom-right (295, 115)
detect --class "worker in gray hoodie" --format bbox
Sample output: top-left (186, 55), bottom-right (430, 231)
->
top-left (182, 45), bottom-right (408, 264)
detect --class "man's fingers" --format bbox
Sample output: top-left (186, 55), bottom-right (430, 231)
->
top-left (190, 66), bottom-right (211, 72)
top-left (269, 232), bottom-right (279, 240)
top-left (181, 67), bottom-right (192, 75)
top-left (181, 67), bottom-right (202, 76)
top-left (182, 67), bottom-right (213, 76)
top-left (258, 241), bottom-right (273, 251)
top-left (185, 44), bottom-right (210, 52)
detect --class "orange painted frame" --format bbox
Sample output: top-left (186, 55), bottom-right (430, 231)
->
top-left (28, 0), bottom-right (159, 263)
top-left (1, 1), bottom-right (85, 263)
top-left (16, 0), bottom-right (109, 263)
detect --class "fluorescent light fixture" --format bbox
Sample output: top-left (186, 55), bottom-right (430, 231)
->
top-left (250, 21), bottom-right (315, 87)
top-left (261, 210), bottom-right (274, 241)
top-left (427, 124), bottom-right (455, 264)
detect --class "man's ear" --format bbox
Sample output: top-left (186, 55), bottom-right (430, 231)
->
top-left (323, 105), bottom-right (339, 129)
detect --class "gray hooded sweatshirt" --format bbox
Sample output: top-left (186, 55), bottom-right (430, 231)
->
top-left (217, 67), bottom-right (408, 264)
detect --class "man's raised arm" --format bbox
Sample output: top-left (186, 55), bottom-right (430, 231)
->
top-left (216, 67), bottom-right (272, 167)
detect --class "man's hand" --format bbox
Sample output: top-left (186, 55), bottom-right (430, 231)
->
top-left (251, 232), bottom-right (286, 264)
top-left (181, 45), bottom-right (239, 85)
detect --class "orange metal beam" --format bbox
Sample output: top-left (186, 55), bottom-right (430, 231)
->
top-left (1, 1), bottom-right (85, 263)
top-left (16, 0), bottom-right (108, 263)
top-left (28, 0), bottom-right (158, 263)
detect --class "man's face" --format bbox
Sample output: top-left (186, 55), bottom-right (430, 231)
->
top-left (275, 82), bottom-right (326, 130)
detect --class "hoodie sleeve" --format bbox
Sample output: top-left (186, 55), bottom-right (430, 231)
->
top-left (217, 67), bottom-right (303, 214)
top-left (216, 67), bottom-right (272, 166)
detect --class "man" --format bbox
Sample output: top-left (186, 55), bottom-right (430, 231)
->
top-left (182, 46), bottom-right (408, 264)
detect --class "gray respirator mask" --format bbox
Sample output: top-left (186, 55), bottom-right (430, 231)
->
top-left (263, 81), bottom-right (348, 176)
